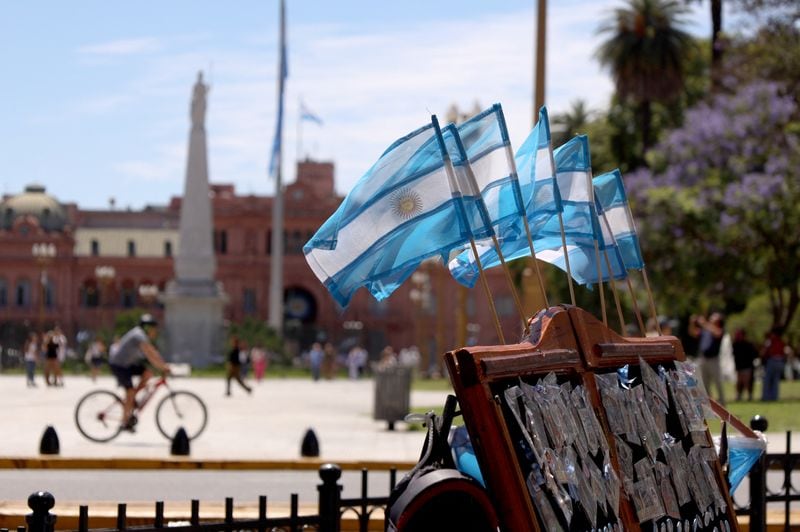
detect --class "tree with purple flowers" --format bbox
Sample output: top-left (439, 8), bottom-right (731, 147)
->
top-left (628, 81), bottom-right (800, 329)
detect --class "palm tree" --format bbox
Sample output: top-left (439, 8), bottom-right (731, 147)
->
top-left (596, 0), bottom-right (695, 156)
top-left (551, 100), bottom-right (593, 146)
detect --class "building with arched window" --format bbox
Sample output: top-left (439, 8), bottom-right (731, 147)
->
top-left (0, 161), bottom-right (533, 366)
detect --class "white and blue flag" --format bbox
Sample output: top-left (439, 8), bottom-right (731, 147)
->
top-left (533, 135), bottom-right (625, 286)
top-left (304, 120), bottom-right (491, 307)
top-left (593, 169), bottom-right (644, 271)
top-left (300, 101), bottom-right (323, 126)
top-left (448, 106), bottom-right (557, 287)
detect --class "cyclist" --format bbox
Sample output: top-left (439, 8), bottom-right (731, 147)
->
top-left (109, 313), bottom-right (171, 432)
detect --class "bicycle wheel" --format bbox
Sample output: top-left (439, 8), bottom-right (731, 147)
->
top-left (74, 390), bottom-right (125, 442)
top-left (155, 390), bottom-right (208, 441)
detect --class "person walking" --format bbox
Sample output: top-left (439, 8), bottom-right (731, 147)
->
top-left (225, 336), bottom-right (252, 396)
top-left (251, 345), bottom-right (268, 383)
top-left (731, 328), bottom-right (758, 401)
top-left (309, 342), bottom-right (323, 382)
top-left (43, 326), bottom-right (66, 387)
top-left (760, 326), bottom-right (790, 401)
top-left (323, 342), bottom-right (336, 380)
top-left (689, 312), bottom-right (726, 405)
top-left (23, 332), bottom-right (39, 387)
top-left (85, 338), bottom-right (106, 382)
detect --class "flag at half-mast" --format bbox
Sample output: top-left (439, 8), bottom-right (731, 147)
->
top-left (534, 135), bottom-right (625, 285)
top-left (592, 169), bottom-right (644, 271)
top-left (303, 120), bottom-right (492, 307)
top-left (447, 105), bottom-right (555, 288)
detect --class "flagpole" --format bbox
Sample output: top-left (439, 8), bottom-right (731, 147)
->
top-left (550, 139), bottom-right (576, 306)
top-left (626, 277), bottom-right (647, 336)
top-left (593, 241), bottom-right (608, 326)
top-left (602, 249), bottom-right (626, 335)
top-left (502, 142), bottom-right (549, 309)
top-left (641, 269), bottom-right (662, 335)
top-left (470, 239), bottom-right (507, 344)
top-left (268, 0), bottom-right (287, 334)
top-left (489, 233), bottom-right (529, 334)
top-left (296, 100), bottom-right (303, 161)
top-left (433, 115), bottom-right (507, 344)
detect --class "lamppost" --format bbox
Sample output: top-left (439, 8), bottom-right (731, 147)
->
top-left (94, 265), bottom-right (116, 331)
top-left (409, 270), bottom-right (431, 377)
top-left (138, 283), bottom-right (159, 307)
top-left (32, 243), bottom-right (56, 332)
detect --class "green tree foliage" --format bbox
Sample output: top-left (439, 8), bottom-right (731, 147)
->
top-left (228, 317), bottom-right (284, 362)
top-left (596, 0), bottom-right (696, 159)
top-left (627, 81), bottom-right (800, 329)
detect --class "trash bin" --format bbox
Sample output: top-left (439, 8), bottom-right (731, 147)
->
top-left (374, 365), bottom-right (412, 430)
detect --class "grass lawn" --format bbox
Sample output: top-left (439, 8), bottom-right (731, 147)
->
top-left (410, 379), bottom-right (800, 433)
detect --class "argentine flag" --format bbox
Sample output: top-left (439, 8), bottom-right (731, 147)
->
top-left (593, 169), bottom-right (644, 271)
top-left (304, 121), bottom-right (491, 307)
top-left (448, 106), bottom-right (560, 287)
top-left (534, 135), bottom-right (625, 286)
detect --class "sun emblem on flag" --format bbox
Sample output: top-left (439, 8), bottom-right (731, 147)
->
top-left (390, 188), bottom-right (423, 220)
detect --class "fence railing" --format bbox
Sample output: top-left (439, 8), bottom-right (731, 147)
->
top-left (9, 463), bottom-right (396, 532)
top-left (731, 421), bottom-right (798, 532)
top-left (6, 429), bottom-right (798, 531)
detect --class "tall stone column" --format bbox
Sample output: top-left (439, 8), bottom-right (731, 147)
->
top-left (162, 71), bottom-right (228, 368)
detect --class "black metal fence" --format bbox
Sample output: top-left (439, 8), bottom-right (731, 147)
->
top-left (10, 463), bottom-right (396, 532)
top-left (7, 431), bottom-right (799, 531)
top-left (731, 425), bottom-right (798, 532)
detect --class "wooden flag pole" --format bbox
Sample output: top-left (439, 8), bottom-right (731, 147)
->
top-left (490, 234), bottom-right (530, 334)
top-left (641, 268), bottom-right (662, 335)
top-left (593, 241), bottom-right (608, 326)
top-left (501, 141), bottom-right (549, 309)
top-left (470, 238), bottom-right (506, 344)
top-left (626, 277), bottom-right (647, 336)
top-left (557, 213), bottom-right (577, 306)
top-left (602, 249), bottom-right (626, 335)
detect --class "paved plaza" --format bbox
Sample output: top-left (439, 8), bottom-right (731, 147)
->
top-left (0, 373), bottom-right (450, 463)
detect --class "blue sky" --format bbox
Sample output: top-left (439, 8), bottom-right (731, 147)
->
top-left (0, 1), bottom-right (712, 209)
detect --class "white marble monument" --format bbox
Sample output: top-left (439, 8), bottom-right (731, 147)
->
top-left (162, 71), bottom-right (228, 367)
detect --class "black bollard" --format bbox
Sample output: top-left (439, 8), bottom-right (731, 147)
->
top-left (301, 428), bottom-right (320, 457)
top-left (26, 491), bottom-right (56, 532)
top-left (750, 414), bottom-right (768, 432)
top-left (39, 426), bottom-right (59, 455)
top-left (170, 427), bottom-right (190, 456)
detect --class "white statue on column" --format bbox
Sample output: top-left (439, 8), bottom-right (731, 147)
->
top-left (191, 71), bottom-right (208, 129)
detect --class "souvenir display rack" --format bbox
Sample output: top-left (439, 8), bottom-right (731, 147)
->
top-left (444, 305), bottom-right (738, 532)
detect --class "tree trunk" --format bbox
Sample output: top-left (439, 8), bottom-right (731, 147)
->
top-left (639, 100), bottom-right (653, 158)
top-left (710, 0), bottom-right (723, 91)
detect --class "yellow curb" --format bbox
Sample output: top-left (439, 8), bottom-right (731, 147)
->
top-left (0, 455), bottom-right (416, 471)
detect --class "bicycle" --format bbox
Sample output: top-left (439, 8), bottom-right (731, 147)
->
top-left (74, 374), bottom-right (208, 443)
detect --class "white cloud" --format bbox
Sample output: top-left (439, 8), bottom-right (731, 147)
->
top-left (78, 37), bottom-right (162, 56)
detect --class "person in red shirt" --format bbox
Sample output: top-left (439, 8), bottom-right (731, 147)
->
top-left (760, 326), bottom-right (790, 401)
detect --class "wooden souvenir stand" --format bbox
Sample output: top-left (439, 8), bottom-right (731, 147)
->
top-left (445, 305), bottom-right (739, 531)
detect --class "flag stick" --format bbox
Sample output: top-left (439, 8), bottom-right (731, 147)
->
top-left (470, 238), bottom-right (506, 344)
top-left (557, 213), bottom-right (577, 306)
top-left (602, 249), bottom-right (626, 335)
top-left (641, 268), bottom-right (662, 335)
top-left (490, 234), bottom-right (529, 334)
top-left (593, 241), bottom-right (608, 326)
top-left (626, 277), bottom-right (647, 336)
top-left (502, 143), bottom-right (549, 308)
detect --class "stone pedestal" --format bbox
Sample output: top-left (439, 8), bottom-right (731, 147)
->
top-left (162, 280), bottom-right (227, 367)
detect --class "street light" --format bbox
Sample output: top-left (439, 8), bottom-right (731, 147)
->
top-left (94, 265), bottom-right (116, 331)
top-left (138, 283), bottom-right (159, 306)
top-left (32, 243), bottom-right (57, 331)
